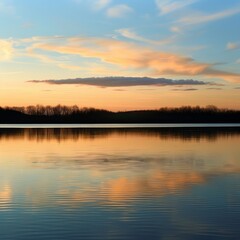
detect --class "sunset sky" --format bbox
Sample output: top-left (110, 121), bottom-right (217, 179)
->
top-left (0, 0), bottom-right (240, 110)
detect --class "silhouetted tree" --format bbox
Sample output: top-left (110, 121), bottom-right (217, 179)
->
top-left (1, 105), bottom-right (240, 123)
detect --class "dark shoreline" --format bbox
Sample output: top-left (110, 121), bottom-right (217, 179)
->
top-left (1, 106), bottom-right (240, 124)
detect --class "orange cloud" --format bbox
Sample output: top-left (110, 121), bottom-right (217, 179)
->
top-left (31, 37), bottom-right (240, 82)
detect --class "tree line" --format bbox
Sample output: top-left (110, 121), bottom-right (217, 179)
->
top-left (3, 105), bottom-right (110, 116)
top-left (0, 105), bottom-right (240, 123)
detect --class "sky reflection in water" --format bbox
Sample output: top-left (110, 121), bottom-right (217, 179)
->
top-left (0, 127), bottom-right (239, 240)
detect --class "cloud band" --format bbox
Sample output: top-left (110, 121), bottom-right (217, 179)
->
top-left (28, 76), bottom-right (210, 88)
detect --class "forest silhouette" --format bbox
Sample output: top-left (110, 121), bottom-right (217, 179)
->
top-left (0, 105), bottom-right (240, 123)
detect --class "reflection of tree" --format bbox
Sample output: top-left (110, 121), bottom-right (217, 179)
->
top-left (0, 127), bottom-right (240, 142)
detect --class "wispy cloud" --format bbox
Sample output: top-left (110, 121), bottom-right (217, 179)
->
top-left (155, 0), bottom-right (198, 15)
top-left (227, 42), bottom-right (240, 50)
top-left (207, 87), bottom-right (223, 90)
top-left (116, 28), bottom-right (175, 45)
top-left (26, 46), bottom-right (83, 71)
top-left (73, 0), bottom-right (111, 11)
top-left (107, 4), bottom-right (133, 18)
top-left (94, 0), bottom-right (111, 10)
top-left (2, 36), bottom-right (240, 82)
top-left (178, 7), bottom-right (240, 25)
top-left (0, 39), bottom-right (14, 61)
top-left (28, 77), bottom-right (210, 88)
top-left (170, 26), bottom-right (182, 33)
top-left (172, 88), bottom-right (199, 91)
top-left (30, 36), bottom-right (240, 82)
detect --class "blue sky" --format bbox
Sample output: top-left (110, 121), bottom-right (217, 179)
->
top-left (0, 0), bottom-right (240, 109)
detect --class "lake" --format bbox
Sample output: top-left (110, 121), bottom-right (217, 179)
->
top-left (0, 126), bottom-right (240, 240)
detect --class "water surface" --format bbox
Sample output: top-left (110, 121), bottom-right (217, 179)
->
top-left (0, 127), bottom-right (239, 239)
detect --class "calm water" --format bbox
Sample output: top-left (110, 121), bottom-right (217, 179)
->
top-left (0, 127), bottom-right (240, 240)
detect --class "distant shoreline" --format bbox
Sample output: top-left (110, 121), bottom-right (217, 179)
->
top-left (1, 105), bottom-right (240, 124)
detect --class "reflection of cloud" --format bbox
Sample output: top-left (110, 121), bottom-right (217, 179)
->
top-left (27, 154), bottom-right (240, 208)
top-left (43, 153), bottom-right (240, 206)
top-left (101, 171), bottom-right (204, 202)
top-left (8, 128), bottom-right (239, 209)
top-left (45, 170), bottom-right (205, 207)
top-left (28, 77), bottom-right (209, 88)
top-left (56, 189), bottom-right (97, 206)
top-left (0, 185), bottom-right (12, 210)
